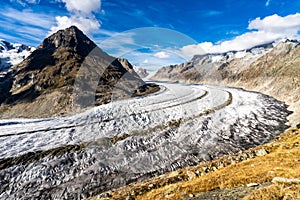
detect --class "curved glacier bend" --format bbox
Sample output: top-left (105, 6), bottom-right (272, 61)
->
top-left (0, 82), bottom-right (291, 199)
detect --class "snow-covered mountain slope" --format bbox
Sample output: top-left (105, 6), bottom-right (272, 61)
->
top-left (0, 39), bottom-right (34, 77)
top-left (0, 82), bottom-right (291, 199)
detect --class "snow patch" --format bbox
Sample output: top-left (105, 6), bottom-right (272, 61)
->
top-left (0, 39), bottom-right (34, 77)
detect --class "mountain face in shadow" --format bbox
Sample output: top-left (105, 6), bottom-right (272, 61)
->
top-left (0, 26), bottom-right (159, 118)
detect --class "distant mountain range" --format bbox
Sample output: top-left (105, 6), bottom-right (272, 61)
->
top-left (0, 39), bottom-right (34, 77)
top-left (0, 26), bottom-right (158, 118)
top-left (151, 41), bottom-right (277, 82)
top-left (133, 66), bottom-right (149, 78)
top-left (151, 39), bottom-right (300, 126)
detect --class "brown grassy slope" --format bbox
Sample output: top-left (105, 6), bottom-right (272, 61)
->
top-left (89, 126), bottom-right (300, 200)
top-left (137, 128), bottom-right (300, 200)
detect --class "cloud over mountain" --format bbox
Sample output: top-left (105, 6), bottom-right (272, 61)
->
top-left (50, 0), bottom-right (101, 36)
top-left (154, 51), bottom-right (170, 58)
top-left (181, 13), bottom-right (300, 57)
top-left (248, 13), bottom-right (300, 35)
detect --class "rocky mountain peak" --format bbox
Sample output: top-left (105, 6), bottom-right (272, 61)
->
top-left (39, 26), bottom-right (97, 57)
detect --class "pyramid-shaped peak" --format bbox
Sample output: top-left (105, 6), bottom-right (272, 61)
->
top-left (39, 26), bottom-right (97, 56)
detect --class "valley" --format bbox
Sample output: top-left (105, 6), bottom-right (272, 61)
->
top-left (0, 82), bottom-right (291, 199)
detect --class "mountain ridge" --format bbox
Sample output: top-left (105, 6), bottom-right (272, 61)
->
top-left (151, 39), bottom-right (300, 126)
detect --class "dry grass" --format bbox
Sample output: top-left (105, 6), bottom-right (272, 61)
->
top-left (243, 183), bottom-right (300, 200)
top-left (90, 126), bottom-right (300, 200)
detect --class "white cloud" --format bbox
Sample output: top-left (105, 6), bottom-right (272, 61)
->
top-left (2, 8), bottom-right (54, 28)
top-left (50, 0), bottom-right (101, 36)
top-left (0, 8), bottom-right (55, 45)
top-left (26, 0), bottom-right (40, 3)
top-left (11, 0), bottom-right (40, 6)
top-left (248, 13), bottom-right (300, 35)
top-left (181, 42), bottom-right (211, 56)
top-left (181, 13), bottom-right (300, 57)
top-left (265, 0), bottom-right (271, 7)
top-left (50, 16), bottom-right (100, 36)
top-left (122, 49), bottom-right (186, 70)
top-left (59, 0), bottom-right (101, 15)
top-left (154, 51), bottom-right (170, 58)
top-left (182, 31), bottom-right (281, 54)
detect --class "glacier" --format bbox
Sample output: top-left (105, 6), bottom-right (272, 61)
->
top-left (0, 82), bottom-right (291, 199)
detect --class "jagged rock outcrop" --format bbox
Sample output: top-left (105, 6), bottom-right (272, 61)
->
top-left (0, 26), bottom-right (159, 118)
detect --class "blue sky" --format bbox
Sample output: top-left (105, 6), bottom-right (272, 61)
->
top-left (1, 0), bottom-right (300, 69)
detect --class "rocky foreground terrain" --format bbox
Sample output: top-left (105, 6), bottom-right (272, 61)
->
top-left (0, 26), bottom-right (158, 119)
top-left (151, 40), bottom-right (300, 126)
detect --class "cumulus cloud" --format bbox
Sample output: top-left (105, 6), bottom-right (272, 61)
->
top-left (248, 13), bottom-right (300, 34)
top-left (181, 13), bottom-right (300, 57)
top-left (50, 0), bottom-right (101, 36)
top-left (154, 51), bottom-right (170, 58)
top-left (59, 0), bottom-right (101, 15)
top-left (50, 16), bottom-right (100, 35)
